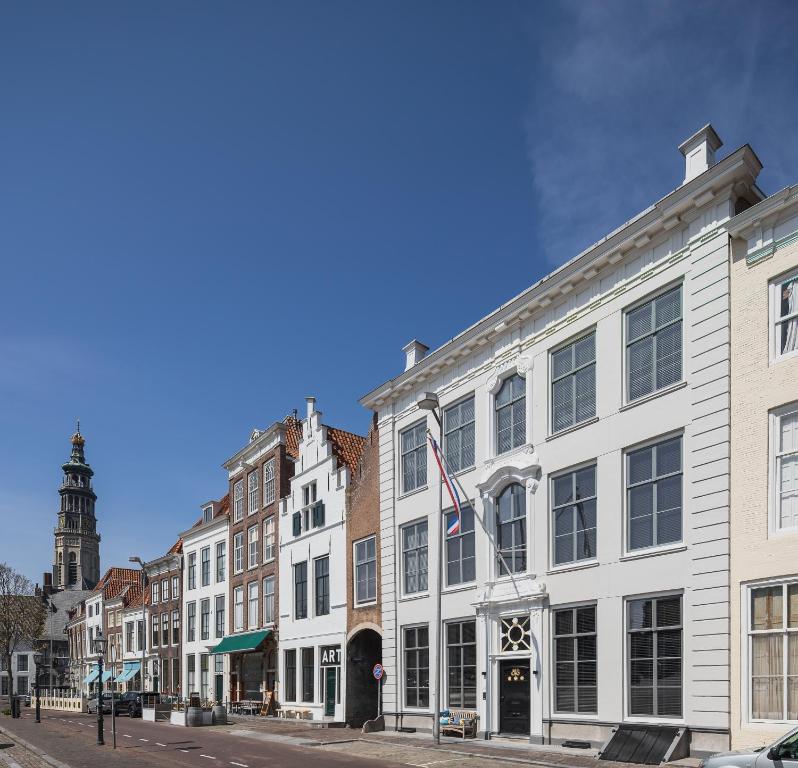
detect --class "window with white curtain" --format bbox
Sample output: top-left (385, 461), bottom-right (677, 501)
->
top-left (626, 286), bottom-right (682, 401)
top-left (247, 581), bottom-right (258, 629)
top-left (774, 273), bottom-right (798, 360)
top-left (772, 404), bottom-right (798, 531)
top-left (749, 583), bottom-right (798, 721)
top-left (263, 517), bottom-right (275, 562)
top-left (233, 586), bottom-right (244, 632)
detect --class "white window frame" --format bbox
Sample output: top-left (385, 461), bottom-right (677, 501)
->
top-left (233, 532), bottom-right (244, 574)
top-left (263, 459), bottom-right (276, 507)
top-left (263, 575), bottom-right (275, 625)
top-left (353, 535), bottom-right (377, 605)
top-left (162, 578), bottom-right (169, 602)
top-left (486, 361), bottom-right (531, 460)
top-left (400, 420), bottom-right (428, 495)
top-left (152, 581), bottom-right (160, 604)
top-left (233, 586), bottom-right (244, 632)
top-left (770, 270), bottom-right (798, 363)
top-left (623, 430), bottom-right (685, 556)
top-left (443, 394), bottom-right (476, 474)
top-left (247, 581), bottom-right (259, 629)
top-left (248, 471), bottom-right (259, 515)
top-left (233, 479), bottom-right (244, 522)
top-left (550, 461), bottom-right (598, 569)
top-left (402, 623), bottom-right (430, 711)
top-left (248, 525), bottom-right (259, 569)
top-left (744, 578), bottom-right (798, 724)
top-left (263, 516), bottom-right (275, 562)
top-left (401, 518), bottom-right (429, 597)
top-left (623, 283), bottom-right (684, 405)
top-left (770, 402), bottom-right (798, 535)
top-left (549, 329), bottom-right (597, 435)
top-left (202, 504), bottom-right (213, 524)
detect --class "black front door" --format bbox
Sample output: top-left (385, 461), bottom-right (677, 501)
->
top-left (499, 661), bottom-right (530, 734)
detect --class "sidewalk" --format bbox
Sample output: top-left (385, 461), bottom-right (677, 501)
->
top-left (0, 730), bottom-right (61, 768)
top-left (221, 715), bottom-right (700, 768)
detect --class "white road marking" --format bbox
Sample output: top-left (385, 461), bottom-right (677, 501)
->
top-left (230, 763), bottom-right (248, 767)
top-left (200, 755), bottom-right (216, 760)
top-left (139, 738), bottom-right (149, 742)
top-left (124, 735), bottom-right (132, 738)
top-left (180, 749), bottom-right (190, 753)
top-left (156, 742), bottom-right (167, 747)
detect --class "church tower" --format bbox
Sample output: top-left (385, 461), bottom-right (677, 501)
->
top-left (53, 425), bottom-right (101, 590)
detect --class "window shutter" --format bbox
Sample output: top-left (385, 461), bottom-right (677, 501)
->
top-left (552, 377), bottom-right (574, 433)
top-left (654, 322), bottom-right (682, 389)
top-left (628, 336), bottom-right (654, 400)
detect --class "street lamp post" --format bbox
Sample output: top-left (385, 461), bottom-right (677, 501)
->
top-left (417, 392), bottom-right (443, 745)
top-left (33, 651), bottom-right (43, 723)
top-left (93, 630), bottom-right (107, 746)
top-left (129, 557), bottom-right (146, 697)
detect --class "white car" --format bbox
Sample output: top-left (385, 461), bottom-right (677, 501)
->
top-left (699, 728), bottom-right (798, 768)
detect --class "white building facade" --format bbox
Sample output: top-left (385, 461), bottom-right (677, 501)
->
top-left (277, 398), bottom-right (361, 721)
top-left (361, 126), bottom-right (764, 756)
top-left (181, 501), bottom-right (230, 704)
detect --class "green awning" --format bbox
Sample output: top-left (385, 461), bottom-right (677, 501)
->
top-left (210, 629), bottom-right (272, 655)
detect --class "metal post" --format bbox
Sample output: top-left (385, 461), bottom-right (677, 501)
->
top-left (97, 654), bottom-right (105, 746)
top-left (111, 644), bottom-right (116, 749)
top-left (432, 407), bottom-right (443, 745)
top-left (35, 660), bottom-right (41, 723)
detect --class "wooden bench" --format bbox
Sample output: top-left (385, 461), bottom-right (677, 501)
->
top-left (440, 710), bottom-right (479, 739)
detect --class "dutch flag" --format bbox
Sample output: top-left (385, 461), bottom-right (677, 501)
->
top-left (428, 432), bottom-right (462, 535)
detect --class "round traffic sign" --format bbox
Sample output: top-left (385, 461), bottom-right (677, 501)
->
top-left (372, 663), bottom-right (384, 680)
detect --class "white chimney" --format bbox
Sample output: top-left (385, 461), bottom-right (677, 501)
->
top-left (678, 124), bottom-right (722, 184)
top-left (403, 340), bottom-right (429, 371)
top-left (305, 396), bottom-right (316, 419)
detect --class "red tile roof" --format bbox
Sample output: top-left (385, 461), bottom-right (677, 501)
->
top-left (284, 414), bottom-right (302, 459)
top-left (94, 567), bottom-right (142, 600)
top-left (190, 493), bottom-right (230, 529)
top-left (325, 425), bottom-right (367, 474)
top-left (124, 583), bottom-right (144, 608)
top-left (167, 538), bottom-right (183, 555)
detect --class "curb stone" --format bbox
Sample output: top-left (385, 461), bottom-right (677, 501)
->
top-left (0, 727), bottom-right (73, 768)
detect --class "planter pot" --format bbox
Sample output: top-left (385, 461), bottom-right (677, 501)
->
top-left (170, 711), bottom-right (187, 727)
top-left (142, 708), bottom-right (156, 722)
top-left (212, 705), bottom-right (227, 725)
top-left (186, 707), bottom-right (203, 727)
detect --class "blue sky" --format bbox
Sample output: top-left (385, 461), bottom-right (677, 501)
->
top-left (1, 1), bottom-right (797, 584)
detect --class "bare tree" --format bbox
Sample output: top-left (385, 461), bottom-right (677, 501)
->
top-left (0, 563), bottom-right (45, 702)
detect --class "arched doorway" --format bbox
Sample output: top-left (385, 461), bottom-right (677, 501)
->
top-left (346, 627), bottom-right (382, 727)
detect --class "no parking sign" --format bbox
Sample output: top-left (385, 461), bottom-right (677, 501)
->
top-left (372, 663), bottom-right (384, 680)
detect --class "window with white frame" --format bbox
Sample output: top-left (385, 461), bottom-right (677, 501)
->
top-left (263, 459), bottom-right (276, 506)
top-left (233, 532), bottom-right (244, 573)
top-left (404, 625), bottom-right (430, 708)
top-left (152, 581), bottom-right (160, 604)
top-left (294, 562), bottom-right (307, 619)
top-left (749, 583), bottom-right (798, 720)
top-left (162, 578), bottom-right (169, 602)
top-left (187, 552), bottom-right (196, 590)
top-left (354, 536), bottom-right (377, 604)
top-left (446, 504), bottom-right (475, 586)
top-left (444, 397), bottom-right (475, 473)
top-left (627, 595), bottom-right (682, 717)
top-left (552, 465), bottom-right (597, 566)
top-left (201, 546), bottom-right (211, 586)
top-left (172, 575), bottom-right (179, 600)
top-left (248, 471), bottom-right (259, 514)
top-left (216, 541), bottom-right (226, 582)
top-left (263, 517), bottom-right (275, 562)
top-left (215, 594), bottom-right (225, 638)
top-left (446, 620), bottom-right (476, 708)
top-left (186, 602), bottom-right (196, 642)
top-left (402, 520), bottom-right (428, 594)
top-left (626, 286), bottom-right (682, 402)
top-left (203, 505), bottom-right (213, 524)
top-left (233, 586), bottom-right (244, 632)
top-left (172, 611), bottom-right (179, 644)
top-left (233, 479), bottom-right (244, 522)
top-left (314, 556), bottom-right (330, 616)
top-left (553, 605), bottom-right (597, 713)
top-left (495, 374), bottom-right (526, 454)
top-left (248, 525), bottom-right (259, 569)
top-left (200, 598), bottom-right (210, 640)
top-left (401, 421), bottom-right (427, 493)
top-left (247, 581), bottom-right (258, 629)
top-left (496, 483), bottom-right (526, 575)
top-left (551, 332), bottom-right (596, 433)
top-left (627, 436), bottom-right (682, 551)
top-left (263, 576), bottom-right (275, 624)
top-left (187, 654), bottom-right (195, 694)
top-left (772, 404), bottom-right (798, 531)
top-left (774, 273), bottom-right (798, 359)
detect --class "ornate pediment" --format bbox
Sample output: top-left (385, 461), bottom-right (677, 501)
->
top-left (477, 444), bottom-right (540, 500)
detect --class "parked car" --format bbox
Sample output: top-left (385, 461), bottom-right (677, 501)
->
top-left (699, 727), bottom-right (798, 768)
top-left (116, 691), bottom-right (159, 717)
top-left (87, 692), bottom-right (119, 715)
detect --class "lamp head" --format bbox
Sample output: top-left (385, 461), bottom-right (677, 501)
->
top-left (416, 392), bottom-right (440, 412)
top-left (93, 630), bottom-right (107, 656)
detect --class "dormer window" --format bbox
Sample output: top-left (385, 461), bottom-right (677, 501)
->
top-left (495, 374), bottom-right (526, 454)
top-left (203, 505), bottom-right (213, 524)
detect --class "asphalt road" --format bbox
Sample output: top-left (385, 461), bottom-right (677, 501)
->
top-left (1, 710), bottom-right (402, 768)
